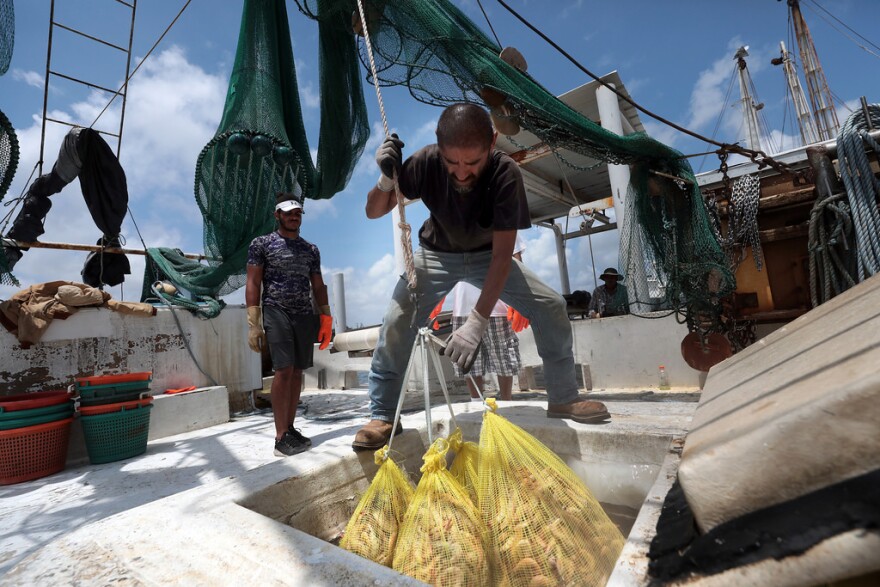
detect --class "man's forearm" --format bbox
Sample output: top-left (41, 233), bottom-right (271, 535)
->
top-left (474, 256), bottom-right (511, 318)
top-left (365, 186), bottom-right (397, 219)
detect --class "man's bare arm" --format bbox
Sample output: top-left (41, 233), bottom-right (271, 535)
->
top-left (365, 185), bottom-right (398, 219)
top-left (245, 265), bottom-right (263, 307)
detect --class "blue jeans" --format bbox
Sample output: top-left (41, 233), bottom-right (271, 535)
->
top-left (367, 247), bottom-right (579, 421)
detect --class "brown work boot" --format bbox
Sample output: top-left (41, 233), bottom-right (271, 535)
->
top-left (351, 419), bottom-right (403, 452)
top-left (547, 399), bottom-right (611, 424)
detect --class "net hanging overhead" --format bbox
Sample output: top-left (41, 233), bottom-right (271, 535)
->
top-left (0, 0), bottom-right (13, 76)
top-left (144, 0), bottom-right (368, 304)
top-left (293, 0), bottom-right (734, 333)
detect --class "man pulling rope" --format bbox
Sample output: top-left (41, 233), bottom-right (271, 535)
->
top-left (352, 103), bottom-right (610, 451)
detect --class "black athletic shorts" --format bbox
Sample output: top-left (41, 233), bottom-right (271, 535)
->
top-left (262, 305), bottom-right (319, 371)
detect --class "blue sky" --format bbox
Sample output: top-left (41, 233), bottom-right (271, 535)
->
top-left (1, 0), bottom-right (879, 327)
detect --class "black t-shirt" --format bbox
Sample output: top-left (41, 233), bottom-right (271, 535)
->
top-left (398, 144), bottom-right (531, 252)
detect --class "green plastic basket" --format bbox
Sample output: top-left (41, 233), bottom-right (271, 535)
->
top-left (0, 401), bottom-right (73, 421)
top-left (79, 404), bottom-right (152, 465)
top-left (0, 406), bottom-right (74, 430)
top-left (76, 380), bottom-right (151, 407)
top-left (76, 380), bottom-right (152, 394)
top-left (78, 390), bottom-right (150, 408)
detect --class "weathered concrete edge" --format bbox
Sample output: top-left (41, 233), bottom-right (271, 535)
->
top-left (608, 440), bottom-right (683, 586)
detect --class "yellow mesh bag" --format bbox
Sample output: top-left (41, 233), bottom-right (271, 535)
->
top-left (478, 400), bottom-right (625, 586)
top-left (339, 448), bottom-right (415, 567)
top-left (393, 438), bottom-right (491, 587)
top-left (448, 427), bottom-right (480, 507)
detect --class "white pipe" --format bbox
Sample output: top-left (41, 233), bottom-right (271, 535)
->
top-left (331, 272), bottom-right (347, 333)
top-left (596, 84), bottom-right (631, 222)
top-left (332, 326), bottom-right (381, 352)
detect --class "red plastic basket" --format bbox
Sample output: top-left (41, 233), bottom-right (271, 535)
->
top-left (79, 397), bottom-right (153, 416)
top-left (0, 390), bottom-right (72, 413)
top-left (0, 417), bottom-right (73, 485)
top-left (76, 372), bottom-right (152, 388)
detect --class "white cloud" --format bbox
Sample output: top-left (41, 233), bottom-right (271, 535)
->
top-left (687, 41), bottom-right (742, 132)
top-left (12, 69), bottom-right (44, 89)
top-left (324, 253), bottom-right (400, 328)
top-left (299, 82), bottom-right (320, 109)
top-left (1, 46), bottom-right (225, 301)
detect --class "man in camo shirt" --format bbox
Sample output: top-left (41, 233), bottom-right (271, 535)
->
top-left (245, 192), bottom-right (333, 457)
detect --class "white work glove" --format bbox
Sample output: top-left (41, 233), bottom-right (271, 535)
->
top-left (246, 306), bottom-right (267, 353)
top-left (444, 309), bottom-right (489, 371)
top-left (375, 133), bottom-right (404, 192)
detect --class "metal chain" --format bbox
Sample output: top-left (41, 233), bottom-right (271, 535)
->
top-left (729, 174), bottom-right (763, 270)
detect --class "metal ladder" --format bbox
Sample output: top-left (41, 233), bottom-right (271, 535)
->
top-left (38, 0), bottom-right (137, 175)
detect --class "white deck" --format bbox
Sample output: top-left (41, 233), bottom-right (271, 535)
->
top-left (0, 388), bottom-right (696, 585)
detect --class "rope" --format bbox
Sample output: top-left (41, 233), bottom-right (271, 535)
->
top-left (149, 282), bottom-right (219, 386)
top-left (808, 190), bottom-right (855, 306)
top-left (494, 0), bottom-right (806, 181)
top-left (354, 0), bottom-right (417, 292)
top-left (836, 104), bottom-right (880, 281)
top-left (476, 0), bottom-right (502, 48)
top-left (89, 0), bottom-right (193, 129)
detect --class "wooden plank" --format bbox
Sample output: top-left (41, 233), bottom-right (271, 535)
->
top-left (741, 308), bottom-right (809, 323)
top-left (758, 223), bottom-right (808, 243)
top-left (508, 142), bottom-right (553, 164)
top-left (1, 239), bottom-right (209, 260)
top-left (717, 186), bottom-right (816, 216)
top-left (759, 186), bottom-right (815, 209)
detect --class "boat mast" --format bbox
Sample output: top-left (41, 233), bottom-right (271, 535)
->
top-left (773, 40), bottom-right (820, 146)
top-left (734, 46), bottom-right (764, 151)
top-left (788, 0), bottom-right (839, 141)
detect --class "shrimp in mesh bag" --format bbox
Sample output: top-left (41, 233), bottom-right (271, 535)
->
top-left (448, 427), bottom-right (480, 507)
top-left (393, 437), bottom-right (491, 587)
top-left (478, 399), bottom-right (625, 587)
top-left (339, 448), bottom-right (415, 566)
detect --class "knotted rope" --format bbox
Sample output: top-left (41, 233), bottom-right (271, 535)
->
top-left (354, 0), bottom-right (417, 292)
top-left (836, 104), bottom-right (880, 281)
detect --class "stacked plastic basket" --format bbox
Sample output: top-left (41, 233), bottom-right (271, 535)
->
top-left (75, 372), bottom-right (153, 465)
top-left (0, 390), bottom-right (75, 485)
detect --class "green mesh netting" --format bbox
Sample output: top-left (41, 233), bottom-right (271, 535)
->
top-left (621, 164), bottom-right (735, 332)
top-left (0, 108), bottom-right (20, 287)
top-left (0, 0), bottom-right (13, 76)
top-left (142, 248), bottom-right (225, 319)
top-left (143, 0), bottom-right (368, 304)
top-left (292, 0), bottom-right (734, 332)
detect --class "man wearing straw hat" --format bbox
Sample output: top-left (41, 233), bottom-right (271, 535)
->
top-left (245, 192), bottom-right (333, 457)
top-left (353, 103), bottom-right (610, 451)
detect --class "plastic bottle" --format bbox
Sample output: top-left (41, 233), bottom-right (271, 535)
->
top-left (658, 365), bottom-right (670, 390)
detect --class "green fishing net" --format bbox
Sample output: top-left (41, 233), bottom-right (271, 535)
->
top-left (0, 108), bottom-right (20, 287)
top-left (0, 0), bottom-right (13, 76)
top-left (292, 0), bottom-right (733, 331)
top-left (144, 0), bottom-right (731, 330)
top-left (144, 0), bottom-right (368, 308)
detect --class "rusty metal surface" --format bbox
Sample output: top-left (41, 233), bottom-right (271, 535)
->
top-left (680, 332), bottom-right (733, 372)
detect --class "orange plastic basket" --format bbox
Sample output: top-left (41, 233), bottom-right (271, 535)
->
top-left (75, 372), bottom-right (153, 388)
top-left (0, 390), bottom-right (72, 412)
top-left (0, 417), bottom-right (73, 485)
top-left (79, 397), bottom-right (153, 416)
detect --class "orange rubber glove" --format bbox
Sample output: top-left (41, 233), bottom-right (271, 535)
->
top-left (507, 306), bottom-right (530, 333)
top-left (318, 314), bottom-right (333, 350)
top-left (428, 297), bottom-right (446, 330)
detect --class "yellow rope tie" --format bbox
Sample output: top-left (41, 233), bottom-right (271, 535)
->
top-left (355, 0), bottom-right (418, 292)
top-left (419, 438), bottom-right (450, 474)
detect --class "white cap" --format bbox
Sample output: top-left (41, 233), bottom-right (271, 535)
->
top-left (275, 199), bottom-right (304, 213)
